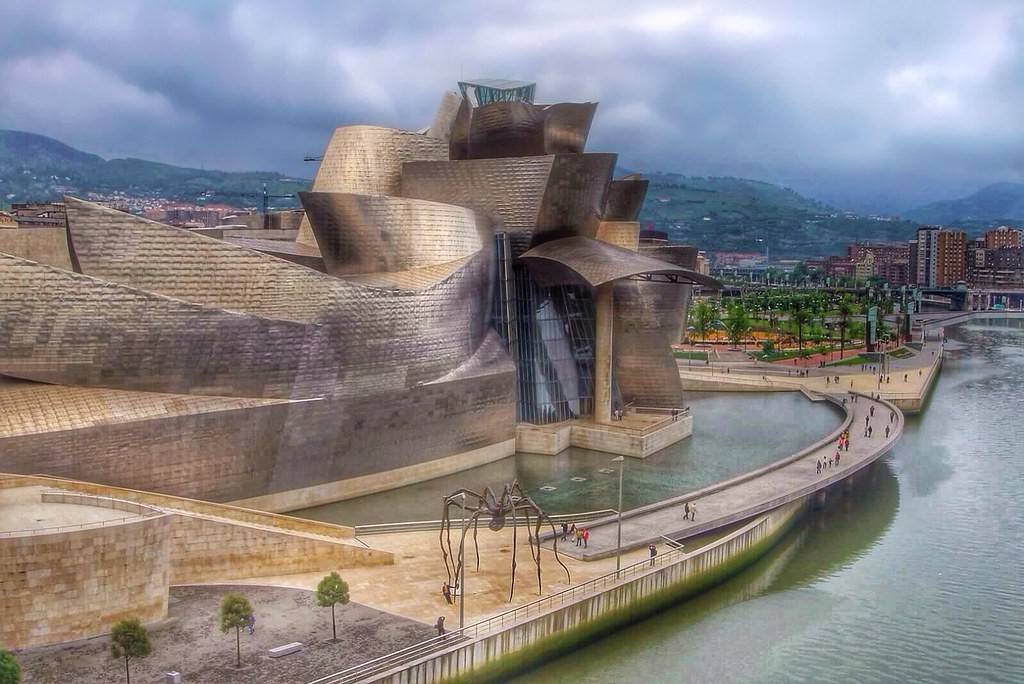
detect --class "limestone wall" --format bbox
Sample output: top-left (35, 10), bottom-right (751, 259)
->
top-left (0, 514), bottom-right (172, 649)
top-left (168, 514), bottom-right (391, 585)
top-left (0, 227), bottom-right (72, 269)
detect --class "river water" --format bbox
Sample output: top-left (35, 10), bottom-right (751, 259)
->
top-left (511, 319), bottom-right (1024, 683)
top-left (294, 392), bottom-right (841, 525)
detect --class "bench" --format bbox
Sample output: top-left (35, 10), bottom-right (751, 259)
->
top-left (268, 642), bottom-right (303, 658)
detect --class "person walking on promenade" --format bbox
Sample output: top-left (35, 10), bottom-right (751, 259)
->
top-left (816, 459), bottom-right (822, 474)
top-left (890, 410), bottom-right (895, 423)
top-left (870, 406), bottom-right (875, 417)
top-left (919, 369), bottom-right (923, 376)
top-left (575, 528), bottom-right (582, 547)
top-left (582, 528), bottom-right (590, 548)
top-left (569, 522), bottom-right (577, 541)
top-left (828, 455), bottom-right (833, 468)
top-left (865, 414), bottom-right (870, 427)
top-left (690, 502), bottom-right (697, 520)
top-left (561, 522), bottom-right (568, 540)
top-left (649, 543), bottom-right (658, 567)
top-left (684, 501), bottom-right (691, 519)
top-left (826, 376), bottom-right (830, 385)
top-left (868, 425), bottom-right (873, 437)
top-left (904, 373), bottom-right (908, 383)
top-left (835, 450), bottom-right (841, 466)
top-left (435, 616), bottom-right (446, 637)
top-left (442, 583), bottom-right (453, 605)
top-left (864, 424), bottom-right (869, 437)
top-left (885, 425), bottom-right (890, 438)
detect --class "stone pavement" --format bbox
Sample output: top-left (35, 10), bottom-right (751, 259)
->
top-left (550, 392), bottom-right (901, 560)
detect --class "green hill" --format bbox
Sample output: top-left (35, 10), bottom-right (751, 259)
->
top-left (638, 173), bottom-right (919, 257)
top-left (905, 182), bottom-right (1024, 225)
top-left (0, 130), bottom-right (307, 208)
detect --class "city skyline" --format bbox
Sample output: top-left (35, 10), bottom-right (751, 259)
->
top-left (1, 1), bottom-right (1022, 213)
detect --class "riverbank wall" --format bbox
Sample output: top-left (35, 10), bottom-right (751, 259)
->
top-left (318, 500), bottom-right (807, 684)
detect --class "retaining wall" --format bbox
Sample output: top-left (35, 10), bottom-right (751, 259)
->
top-left (364, 501), bottom-right (804, 684)
top-left (1, 513), bottom-right (171, 649)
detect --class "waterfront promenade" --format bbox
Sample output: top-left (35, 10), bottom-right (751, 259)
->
top-left (551, 392), bottom-right (901, 560)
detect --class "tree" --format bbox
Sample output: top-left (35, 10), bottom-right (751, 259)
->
top-left (836, 296), bottom-right (855, 359)
top-left (220, 593), bottom-right (253, 669)
top-left (723, 303), bottom-right (752, 349)
top-left (791, 307), bottom-right (813, 354)
top-left (110, 619), bottom-right (151, 684)
top-left (0, 650), bottom-right (20, 684)
top-left (316, 572), bottom-right (351, 642)
top-left (690, 299), bottom-right (718, 346)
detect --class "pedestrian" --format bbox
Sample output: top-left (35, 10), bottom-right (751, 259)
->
top-left (864, 425), bottom-right (869, 437)
top-left (816, 460), bottom-right (822, 474)
top-left (835, 450), bottom-right (841, 465)
top-left (582, 528), bottom-right (590, 548)
top-left (865, 415), bottom-right (870, 426)
top-left (569, 522), bottom-right (577, 540)
top-left (828, 455), bottom-right (833, 468)
top-left (684, 501), bottom-right (691, 519)
top-left (575, 528), bottom-right (582, 547)
top-left (845, 437), bottom-right (850, 451)
top-left (690, 502), bottom-right (697, 520)
top-left (919, 369), bottom-right (923, 376)
top-left (904, 373), bottom-right (908, 383)
top-left (247, 614), bottom-right (256, 635)
top-left (885, 425), bottom-right (890, 438)
top-left (442, 583), bottom-right (452, 605)
top-left (561, 522), bottom-right (568, 540)
top-left (435, 615), bottom-right (446, 636)
top-left (890, 411), bottom-right (895, 423)
top-left (826, 376), bottom-right (830, 385)
top-left (887, 375), bottom-right (891, 384)
top-left (649, 543), bottom-right (658, 567)
top-left (870, 406), bottom-right (875, 417)
top-left (868, 425), bottom-right (873, 437)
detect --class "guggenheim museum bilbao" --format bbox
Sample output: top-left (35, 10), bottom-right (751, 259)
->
top-left (0, 79), bottom-right (717, 511)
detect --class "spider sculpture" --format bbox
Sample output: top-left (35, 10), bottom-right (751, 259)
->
top-left (440, 480), bottom-right (571, 601)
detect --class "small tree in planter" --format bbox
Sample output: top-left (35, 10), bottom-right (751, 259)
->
top-left (316, 572), bottom-right (351, 642)
top-left (110, 618), bottom-right (151, 684)
top-left (220, 593), bottom-right (253, 668)
top-left (0, 650), bottom-right (20, 684)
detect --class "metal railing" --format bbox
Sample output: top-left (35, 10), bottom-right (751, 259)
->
top-left (0, 490), bottom-right (161, 538)
top-left (0, 514), bottom-right (147, 538)
top-left (354, 509), bottom-right (617, 536)
top-left (308, 515), bottom-right (768, 684)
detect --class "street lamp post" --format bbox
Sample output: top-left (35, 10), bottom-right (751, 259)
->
top-left (613, 455), bottom-right (625, 572)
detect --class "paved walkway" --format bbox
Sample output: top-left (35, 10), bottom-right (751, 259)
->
top-left (549, 393), bottom-right (901, 560)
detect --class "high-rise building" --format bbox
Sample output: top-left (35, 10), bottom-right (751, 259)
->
top-left (983, 226), bottom-right (1023, 250)
top-left (915, 227), bottom-right (966, 287)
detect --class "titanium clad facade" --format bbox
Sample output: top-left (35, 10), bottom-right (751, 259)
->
top-left (296, 126), bottom-right (449, 247)
top-left (604, 179), bottom-right (650, 221)
top-left (449, 101), bottom-right (596, 160)
top-left (299, 192), bottom-right (490, 276)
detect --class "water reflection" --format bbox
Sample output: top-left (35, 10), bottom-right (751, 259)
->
top-left (294, 392), bottom-right (842, 525)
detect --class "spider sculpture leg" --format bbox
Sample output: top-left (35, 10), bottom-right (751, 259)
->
top-left (533, 511), bottom-right (545, 593)
top-left (509, 499), bottom-right (518, 602)
top-left (472, 517), bottom-right (481, 571)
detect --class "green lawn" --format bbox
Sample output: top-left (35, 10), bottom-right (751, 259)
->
top-left (674, 350), bottom-right (709, 360)
top-left (887, 347), bottom-right (915, 359)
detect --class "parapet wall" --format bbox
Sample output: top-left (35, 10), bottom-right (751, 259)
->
top-left (1, 513), bottom-right (172, 649)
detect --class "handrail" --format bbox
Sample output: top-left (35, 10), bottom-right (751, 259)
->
top-left (0, 515), bottom-right (147, 538)
top-left (354, 509), bottom-right (617, 536)
top-left (308, 514), bottom-right (769, 684)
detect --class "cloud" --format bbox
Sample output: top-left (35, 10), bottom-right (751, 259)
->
top-left (0, 0), bottom-right (1021, 212)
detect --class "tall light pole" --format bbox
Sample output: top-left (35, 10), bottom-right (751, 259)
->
top-left (613, 455), bottom-right (625, 572)
top-left (458, 492), bottom-right (467, 629)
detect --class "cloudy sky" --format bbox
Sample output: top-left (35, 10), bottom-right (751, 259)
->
top-left (1, 0), bottom-right (1021, 212)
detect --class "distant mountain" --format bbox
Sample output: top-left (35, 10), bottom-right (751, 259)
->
top-left (0, 130), bottom-right (307, 209)
top-left (905, 182), bottom-right (1024, 226)
top-left (638, 173), bottom-right (919, 257)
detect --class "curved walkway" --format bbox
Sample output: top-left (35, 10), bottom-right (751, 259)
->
top-left (551, 392), bottom-right (903, 560)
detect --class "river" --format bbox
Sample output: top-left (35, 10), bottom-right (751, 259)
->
top-left (508, 319), bottom-right (1024, 683)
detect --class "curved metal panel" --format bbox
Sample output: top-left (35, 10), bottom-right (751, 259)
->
top-left (427, 90), bottom-right (462, 141)
top-left (450, 101), bottom-right (596, 160)
top-left (604, 179), bottom-right (649, 220)
top-left (65, 197), bottom-right (337, 322)
top-left (613, 279), bottom-right (691, 407)
top-left (542, 103), bottom-right (597, 155)
top-left (401, 156), bottom-right (555, 255)
top-left (299, 191), bottom-right (490, 276)
top-left (533, 153), bottom-right (615, 246)
top-left (519, 236), bottom-right (719, 288)
top-left (296, 126), bottom-right (449, 246)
